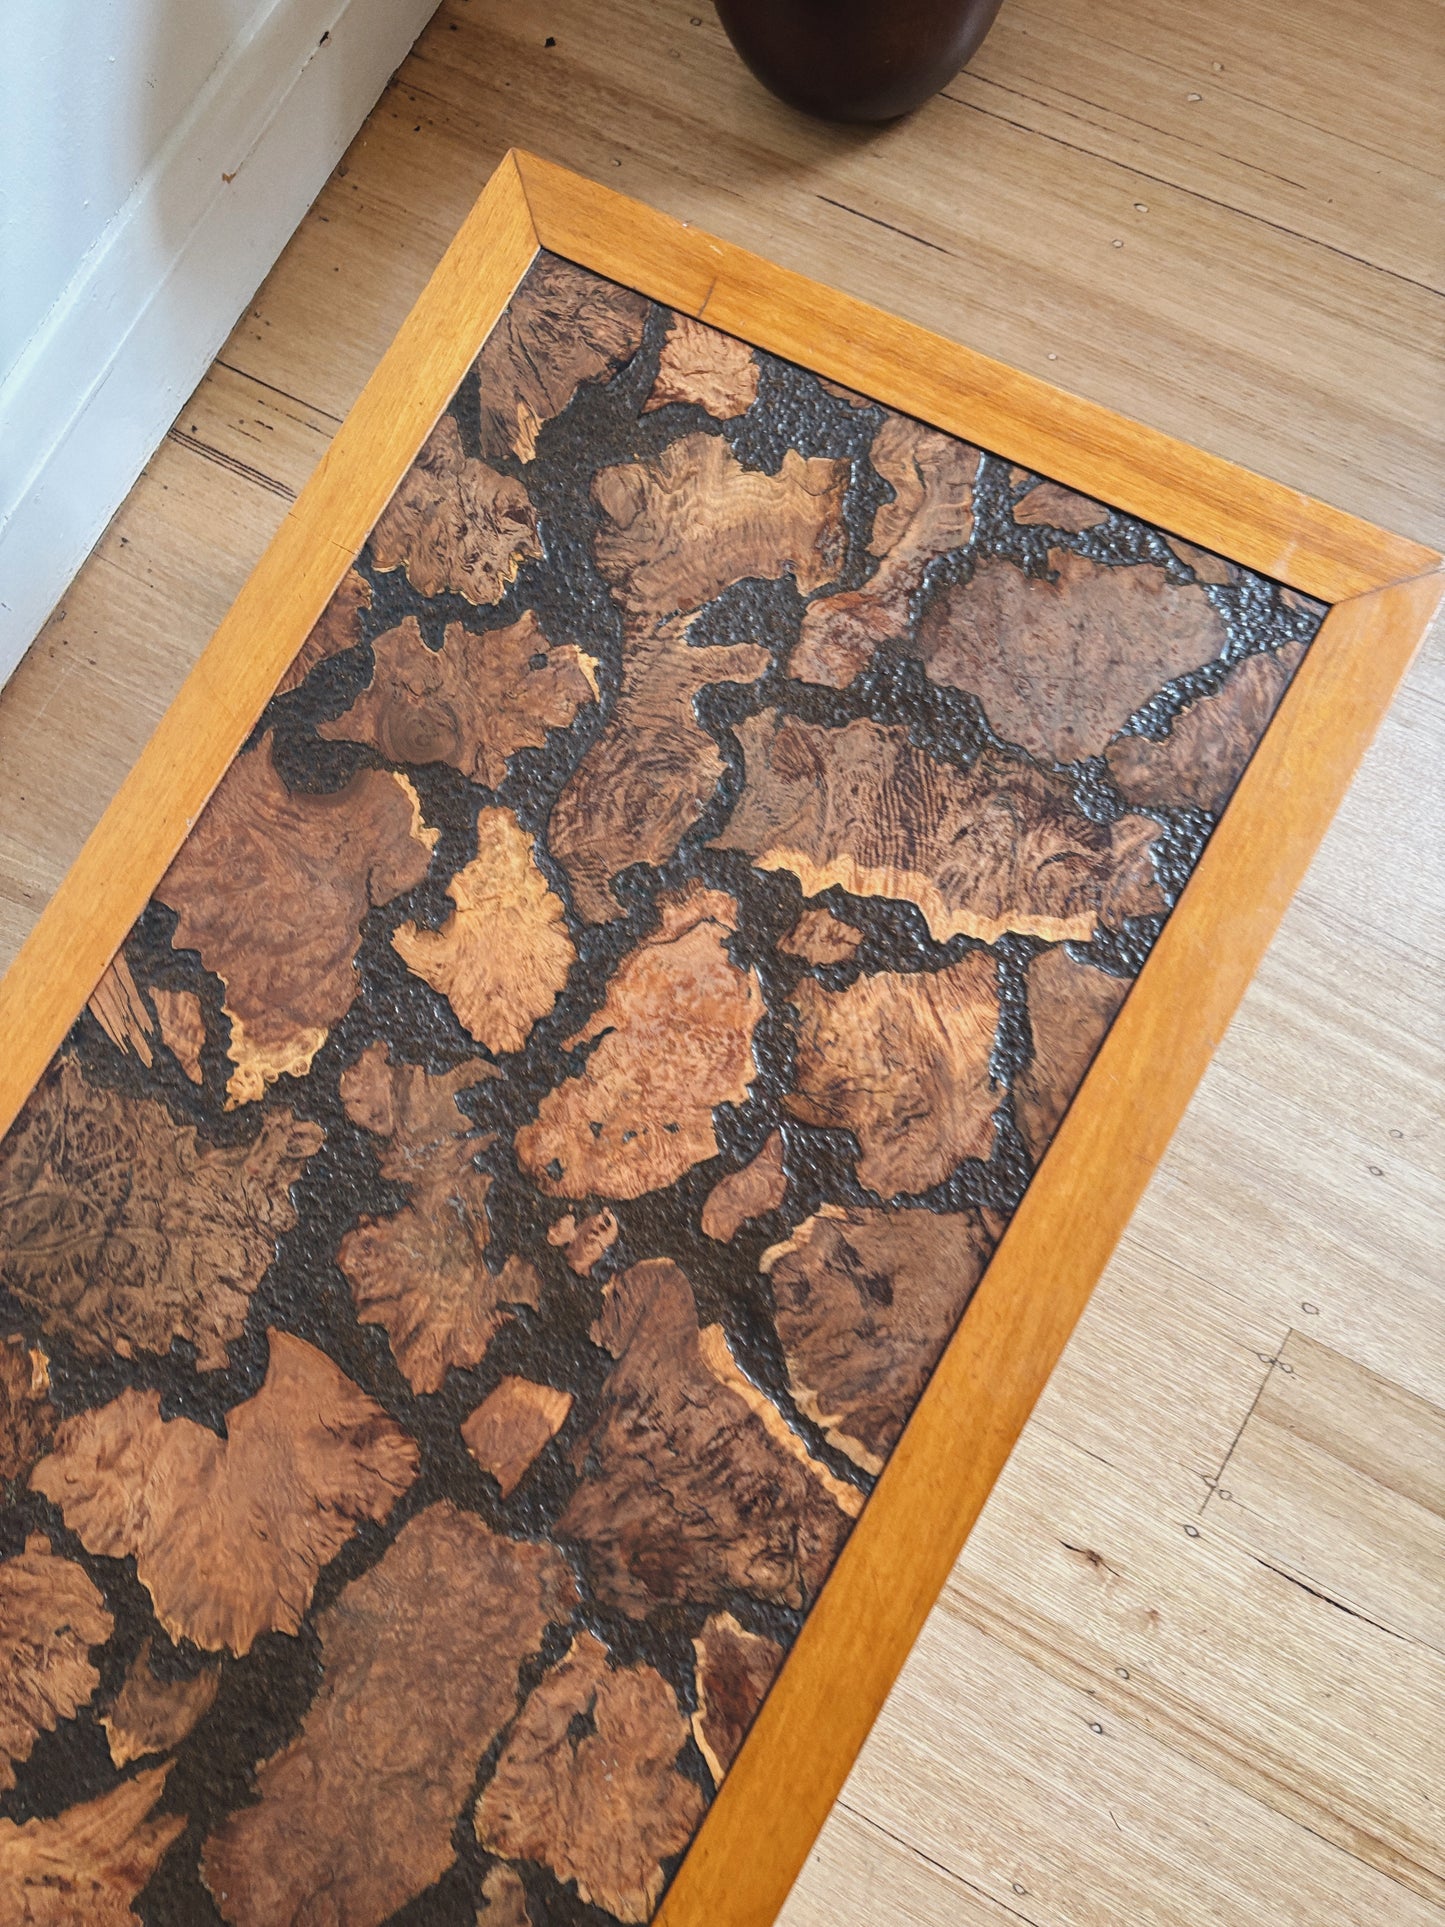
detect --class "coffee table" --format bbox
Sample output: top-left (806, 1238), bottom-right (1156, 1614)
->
top-left (0, 152), bottom-right (1437, 1927)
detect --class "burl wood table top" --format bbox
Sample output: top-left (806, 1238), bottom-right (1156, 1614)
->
top-left (0, 154), bottom-right (1434, 1927)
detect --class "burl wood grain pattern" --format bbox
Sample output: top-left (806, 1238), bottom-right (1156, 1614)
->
top-left (690, 1612), bottom-right (786, 1785)
top-left (475, 1630), bottom-right (705, 1922)
top-left (0, 253), bottom-right (1323, 1925)
top-left (100, 1641), bottom-right (218, 1771)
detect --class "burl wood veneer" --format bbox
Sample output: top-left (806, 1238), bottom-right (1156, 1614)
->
top-left (0, 154), bottom-right (1438, 1927)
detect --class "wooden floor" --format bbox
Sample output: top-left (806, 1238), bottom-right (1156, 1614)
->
top-left (1, 1), bottom-right (1441, 1920)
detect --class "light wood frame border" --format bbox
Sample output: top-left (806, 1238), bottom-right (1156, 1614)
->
top-left (0, 150), bottom-right (1440, 1926)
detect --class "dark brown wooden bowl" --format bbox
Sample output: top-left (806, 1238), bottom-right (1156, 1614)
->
top-left (715, 0), bottom-right (1006, 122)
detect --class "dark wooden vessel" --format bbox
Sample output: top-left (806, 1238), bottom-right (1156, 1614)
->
top-left (715, 0), bottom-right (1006, 121)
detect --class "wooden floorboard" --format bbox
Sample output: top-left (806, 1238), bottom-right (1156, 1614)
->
top-left (951, 1425), bottom-right (1445, 1900)
top-left (0, 0), bottom-right (1441, 1919)
top-left (1205, 1331), bottom-right (1445, 1651)
top-left (834, 1610), bottom-right (1443, 1925)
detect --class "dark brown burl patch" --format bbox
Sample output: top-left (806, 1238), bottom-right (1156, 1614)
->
top-left (371, 414), bottom-right (541, 603)
top-left (85, 954), bottom-right (209, 1086)
top-left (0, 1766), bottom-right (184, 1925)
top-left (477, 252), bottom-right (649, 462)
top-left (478, 1864), bottom-right (532, 1925)
top-left (559, 1261), bottom-right (860, 1616)
top-left (786, 954), bottom-right (1002, 1198)
top-left (715, 712), bottom-right (1166, 944)
top-left (336, 1042), bottom-right (541, 1393)
top-left (548, 1205), bottom-right (621, 1274)
top-left (276, 567), bottom-right (372, 696)
top-left (1014, 946), bottom-right (1133, 1164)
top-left (0, 1057), bottom-right (322, 1368)
top-left (0, 249), bottom-right (1320, 1923)
top-left (320, 608), bottom-right (597, 787)
top-left (914, 548), bottom-right (1227, 761)
top-left (793, 411), bottom-right (979, 687)
top-left (691, 1610), bottom-right (786, 1784)
top-left (0, 1535), bottom-right (112, 1791)
top-left (777, 906), bottom-right (865, 966)
top-left (550, 431), bottom-right (847, 920)
top-left (1106, 639), bottom-right (1306, 815)
top-left (1012, 479), bottom-right (1110, 533)
top-left (702, 1129), bottom-right (787, 1242)
top-left (101, 1640), bottom-right (219, 1770)
top-left (462, 1374), bottom-right (573, 1497)
top-left (763, 1206), bottom-right (995, 1472)
top-left (475, 1629), bottom-right (705, 1923)
top-left (152, 986), bottom-right (206, 1082)
top-left (156, 731), bottom-right (436, 1104)
top-left (202, 1503), bottom-right (576, 1927)
top-left (0, 1334), bottom-right (55, 1484)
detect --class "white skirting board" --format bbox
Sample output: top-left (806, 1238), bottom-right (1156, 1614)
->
top-left (0, 0), bottom-right (440, 690)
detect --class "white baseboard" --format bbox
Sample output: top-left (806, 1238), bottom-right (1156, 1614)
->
top-left (0, 0), bottom-right (439, 689)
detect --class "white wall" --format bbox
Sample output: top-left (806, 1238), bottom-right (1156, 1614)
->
top-left (0, 0), bottom-right (439, 687)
